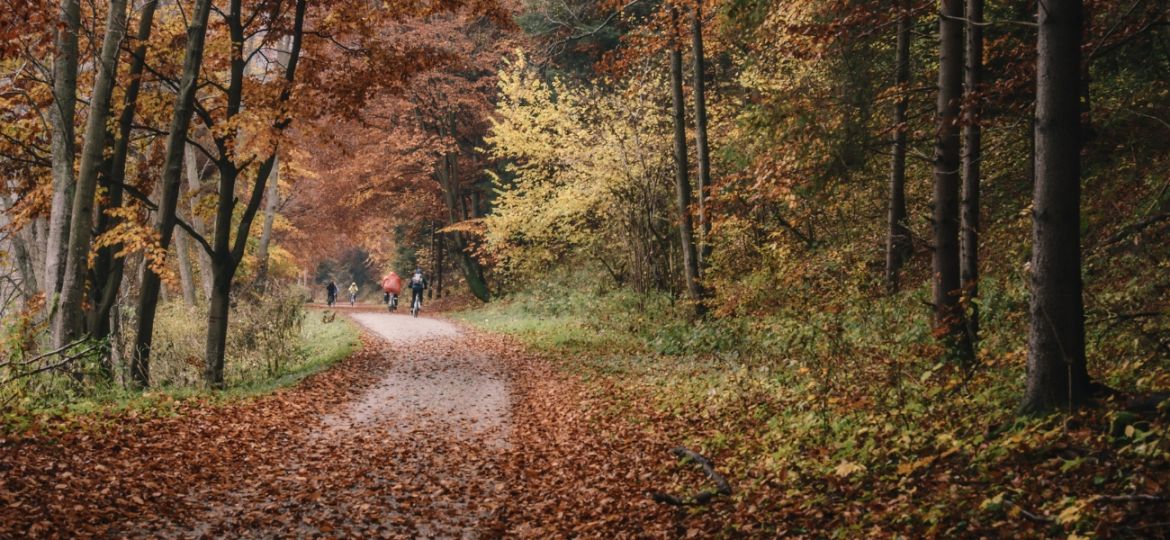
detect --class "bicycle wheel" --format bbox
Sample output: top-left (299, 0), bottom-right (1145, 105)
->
top-left (412, 297), bottom-right (420, 317)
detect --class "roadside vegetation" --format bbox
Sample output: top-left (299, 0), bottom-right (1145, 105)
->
top-left (459, 268), bottom-right (1169, 536)
top-left (2, 288), bottom-right (359, 423)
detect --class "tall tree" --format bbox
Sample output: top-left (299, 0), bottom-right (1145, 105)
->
top-left (691, 0), bottom-right (712, 271)
top-left (201, 0), bottom-right (307, 387)
top-left (668, 6), bottom-right (703, 310)
top-left (44, 0), bottom-right (81, 305)
top-left (961, 0), bottom-right (984, 343)
top-left (53, 0), bottom-right (131, 347)
top-left (89, 0), bottom-right (161, 345)
top-left (130, 0), bottom-right (215, 388)
top-left (1022, 0), bottom-right (1092, 413)
top-left (885, 0), bottom-right (912, 292)
top-left (932, 0), bottom-right (969, 359)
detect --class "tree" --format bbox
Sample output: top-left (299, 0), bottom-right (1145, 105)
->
top-left (53, 0), bottom-right (130, 347)
top-left (932, 0), bottom-right (970, 360)
top-left (130, 0), bottom-right (215, 388)
top-left (961, 0), bottom-right (984, 343)
top-left (668, 6), bottom-right (703, 311)
top-left (885, 0), bottom-right (912, 292)
top-left (1022, 0), bottom-right (1092, 413)
top-left (43, 0), bottom-right (81, 307)
top-left (691, 0), bottom-right (712, 270)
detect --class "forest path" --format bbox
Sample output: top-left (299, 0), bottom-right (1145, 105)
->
top-left (2, 308), bottom-right (683, 539)
top-left (1, 309), bottom-right (517, 539)
top-left (171, 310), bottom-right (516, 538)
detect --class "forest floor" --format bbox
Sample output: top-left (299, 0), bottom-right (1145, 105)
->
top-left (0, 307), bottom-right (694, 538)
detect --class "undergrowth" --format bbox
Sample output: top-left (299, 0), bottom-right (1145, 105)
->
top-left (457, 273), bottom-right (1170, 537)
top-left (1, 290), bottom-right (360, 425)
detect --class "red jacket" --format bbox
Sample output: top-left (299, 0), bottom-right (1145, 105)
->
top-left (381, 273), bottom-right (402, 294)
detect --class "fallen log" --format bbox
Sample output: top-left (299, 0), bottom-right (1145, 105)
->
top-left (650, 447), bottom-right (733, 506)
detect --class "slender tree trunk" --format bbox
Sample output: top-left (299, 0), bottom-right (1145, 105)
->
top-left (886, 0), bottom-right (912, 292)
top-left (933, 0), bottom-right (970, 359)
top-left (253, 154), bottom-right (279, 287)
top-left (435, 120), bottom-right (490, 302)
top-left (961, 0), bottom-right (984, 345)
top-left (1023, 0), bottom-right (1092, 413)
top-left (176, 229), bottom-right (197, 305)
top-left (1, 197), bottom-right (39, 300)
top-left (204, 267), bottom-right (231, 386)
top-left (44, 0), bottom-right (81, 305)
top-left (436, 231), bottom-right (445, 297)
top-left (54, 0), bottom-right (130, 348)
top-left (130, 0), bottom-right (214, 388)
top-left (185, 143), bottom-right (214, 300)
top-left (691, 0), bottom-right (712, 272)
top-left (668, 7), bottom-right (703, 311)
top-left (92, 0), bottom-right (158, 342)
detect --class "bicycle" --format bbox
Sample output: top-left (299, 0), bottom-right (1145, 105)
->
top-left (349, 292), bottom-right (357, 306)
top-left (326, 292), bottom-right (336, 307)
top-left (411, 293), bottom-right (422, 318)
top-left (385, 293), bottom-right (398, 312)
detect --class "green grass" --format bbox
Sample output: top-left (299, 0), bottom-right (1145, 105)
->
top-left (2, 310), bottom-right (360, 429)
top-left (457, 281), bottom-right (1170, 536)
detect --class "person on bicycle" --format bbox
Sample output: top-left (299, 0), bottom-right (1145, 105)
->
top-left (325, 280), bottom-right (338, 306)
top-left (381, 272), bottom-right (402, 310)
top-left (409, 267), bottom-right (427, 311)
top-left (347, 282), bottom-right (359, 305)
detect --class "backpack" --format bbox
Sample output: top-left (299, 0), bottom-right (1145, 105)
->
top-left (411, 273), bottom-right (423, 286)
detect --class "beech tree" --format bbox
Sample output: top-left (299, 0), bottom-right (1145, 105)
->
top-left (53, 0), bottom-right (130, 347)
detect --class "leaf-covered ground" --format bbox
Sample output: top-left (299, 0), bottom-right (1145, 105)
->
top-left (0, 310), bottom-right (693, 538)
top-left (4, 308), bottom-right (1168, 538)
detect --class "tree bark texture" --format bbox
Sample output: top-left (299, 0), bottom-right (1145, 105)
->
top-left (932, 0), bottom-right (970, 359)
top-left (44, 0), bottom-right (81, 305)
top-left (1023, 0), bottom-right (1092, 413)
top-left (691, 0), bottom-right (712, 272)
top-left (668, 7), bottom-right (703, 309)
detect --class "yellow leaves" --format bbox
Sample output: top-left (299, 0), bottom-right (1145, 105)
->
top-left (832, 460), bottom-right (865, 478)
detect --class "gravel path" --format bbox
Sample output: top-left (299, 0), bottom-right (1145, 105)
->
top-left (324, 313), bottom-right (511, 444)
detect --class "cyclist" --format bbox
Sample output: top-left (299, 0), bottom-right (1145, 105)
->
top-left (409, 267), bottom-right (427, 316)
top-left (325, 280), bottom-right (338, 307)
top-left (381, 272), bottom-right (402, 311)
top-left (348, 282), bottom-right (359, 306)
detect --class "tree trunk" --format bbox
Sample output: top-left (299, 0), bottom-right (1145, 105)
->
top-left (668, 7), bottom-right (703, 311)
top-left (691, 0), bottom-right (712, 272)
top-left (44, 0), bottom-right (81, 305)
top-left (54, 0), bottom-right (130, 348)
top-left (176, 228), bottom-right (197, 305)
top-left (886, 0), bottom-right (912, 292)
top-left (185, 143), bottom-right (214, 300)
top-left (131, 0), bottom-right (214, 388)
top-left (932, 0), bottom-right (970, 359)
top-left (204, 268), bottom-right (231, 387)
top-left (1023, 0), bottom-right (1092, 413)
top-left (961, 0), bottom-right (984, 344)
top-left (253, 154), bottom-right (279, 288)
top-left (1, 196), bottom-right (39, 300)
top-left (91, 0), bottom-right (159, 343)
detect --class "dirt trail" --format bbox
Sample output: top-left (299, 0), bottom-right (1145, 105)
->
top-left (1, 308), bottom-right (682, 539)
top-left (320, 313), bottom-right (510, 443)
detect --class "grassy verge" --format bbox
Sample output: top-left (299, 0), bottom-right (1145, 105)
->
top-left (2, 308), bottom-right (360, 429)
top-left (457, 284), bottom-right (1170, 537)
